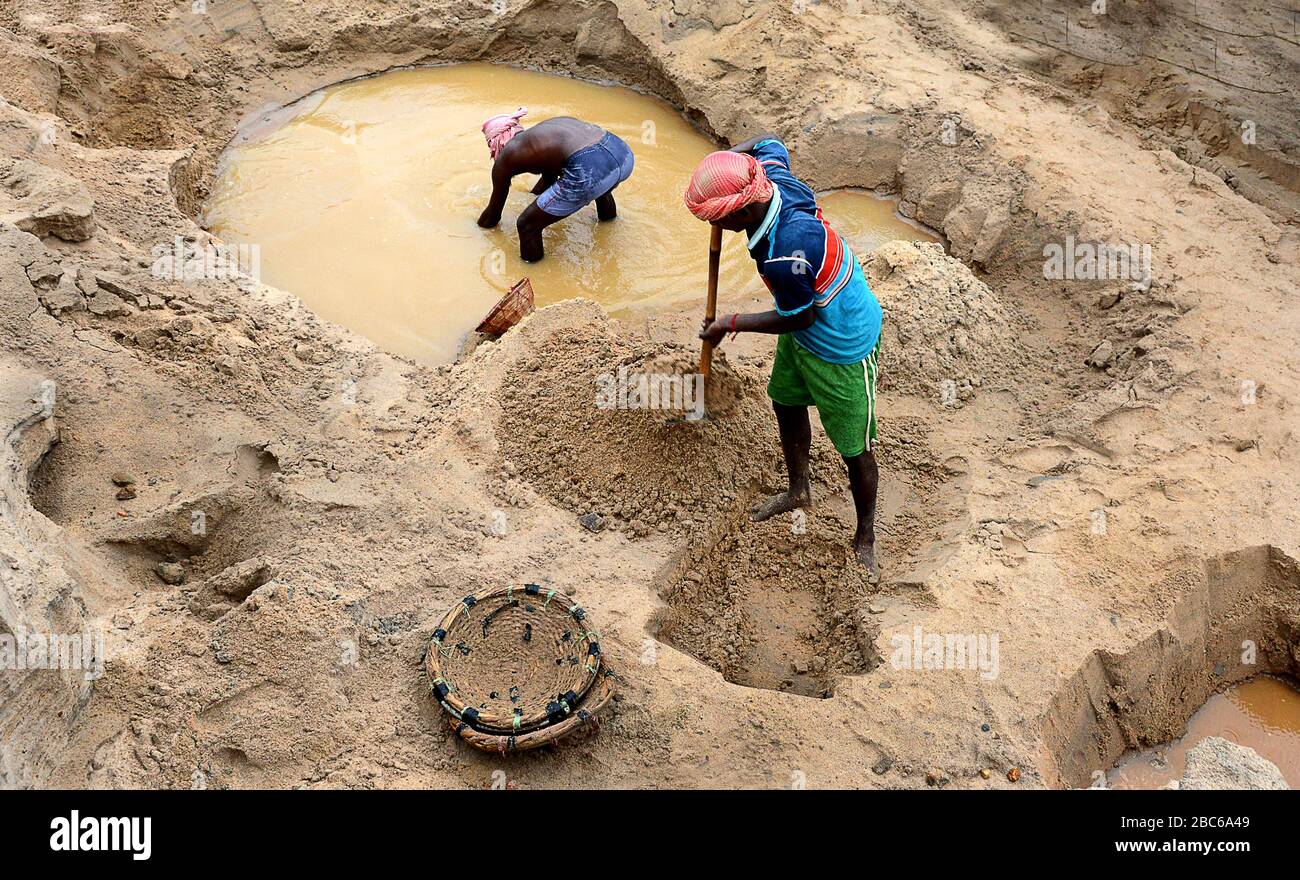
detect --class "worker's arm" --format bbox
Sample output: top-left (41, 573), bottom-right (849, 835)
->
top-left (729, 132), bottom-right (780, 154)
top-left (699, 307), bottom-right (815, 344)
top-left (700, 244), bottom-right (816, 344)
top-left (477, 158), bottom-right (514, 228)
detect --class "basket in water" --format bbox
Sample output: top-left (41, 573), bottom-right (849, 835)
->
top-left (475, 277), bottom-right (535, 337)
top-left (426, 584), bottom-right (613, 752)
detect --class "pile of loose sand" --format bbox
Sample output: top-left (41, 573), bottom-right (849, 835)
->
top-left (864, 241), bottom-right (1021, 403)
top-left (492, 303), bottom-right (799, 539)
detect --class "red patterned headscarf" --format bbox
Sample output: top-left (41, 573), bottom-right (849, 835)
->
top-left (683, 151), bottom-right (774, 222)
top-left (482, 108), bottom-right (528, 160)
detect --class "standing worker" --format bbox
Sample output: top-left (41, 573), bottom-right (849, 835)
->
top-left (686, 135), bottom-right (884, 579)
top-left (477, 109), bottom-right (635, 262)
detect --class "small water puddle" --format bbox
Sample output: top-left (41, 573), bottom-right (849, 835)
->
top-left (204, 63), bottom-right (934, 364)
top-left (1107, 675), bottom-right (1300, 789)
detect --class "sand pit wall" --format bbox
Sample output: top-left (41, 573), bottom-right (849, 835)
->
top-left (974, 0), bottom-right (1300, 224)
top-left (0, 359), bottom-right (93, 786)
top-left (2, 0), bottom-right (1091, 290)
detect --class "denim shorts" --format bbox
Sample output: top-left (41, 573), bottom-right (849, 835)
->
top-left (536, 132), bottom-right (635, 218)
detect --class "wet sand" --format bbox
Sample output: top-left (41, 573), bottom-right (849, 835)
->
top-left (1107, 676), bottom-right (1300, 789)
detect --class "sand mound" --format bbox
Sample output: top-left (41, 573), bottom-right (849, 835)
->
top-left (864, 241), bottom-right (1021, 402)
top-left (490, 302), bottom-right (799, 539)
top-left (1180, 736), bottom-right (1289, 791)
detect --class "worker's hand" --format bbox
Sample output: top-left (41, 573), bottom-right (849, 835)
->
top-left (699, 316), bottom-right (728, 345)
top-left (477, 210), bottom-right (501, 229)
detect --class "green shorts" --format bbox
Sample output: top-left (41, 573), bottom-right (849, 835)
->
top-left (767, 334), bottom-right (879, 458)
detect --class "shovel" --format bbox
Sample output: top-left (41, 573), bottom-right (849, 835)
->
top-left (698, 224), bottom-right (724, 380)
top-left (667, 225), bottom-right (723, 425)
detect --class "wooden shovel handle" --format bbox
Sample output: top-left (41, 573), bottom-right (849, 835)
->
top-left (698, 224), bottom-right (724, 379)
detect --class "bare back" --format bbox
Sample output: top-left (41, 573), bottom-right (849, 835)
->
top-left (494, 117), bottom-right (605, 178)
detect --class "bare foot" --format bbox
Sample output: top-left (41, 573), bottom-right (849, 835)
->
top-left (750, 484), bottom-right (811, 522)
top-left (854, 532), bottom-right (880, 584)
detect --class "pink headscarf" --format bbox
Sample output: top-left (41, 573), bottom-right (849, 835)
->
top-left (482, 107), bottom-right (528, 160)
top-left (683, 151), bottom-right (774, 222)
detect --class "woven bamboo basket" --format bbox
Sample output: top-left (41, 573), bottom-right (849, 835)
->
top-left (426, 584), bottom-right (611, 748)
top-left (475, 277), bottom-right (535, 337)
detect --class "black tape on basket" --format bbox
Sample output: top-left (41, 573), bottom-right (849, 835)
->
top-left (480, 600), bottom-right (517, 637)
top-left (546, 701), bottom-right (567, 724)
top-left (588, 642), bottom-right (600, 657)
top-left (433, 628), bottom-right (447, 641)
top-left (525, 583), bottom-right (541, 596)
top-left (462, 707), bottom-right (481, 726)
top-left (433, 681), bottom-right (450, 699)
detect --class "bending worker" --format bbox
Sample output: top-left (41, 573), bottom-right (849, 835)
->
top-left (478, 108), bottom-right (635, 262)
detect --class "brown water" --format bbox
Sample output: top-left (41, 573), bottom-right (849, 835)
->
top-left (1107, 675), bottom-right (1300, 789)
top-left (204, 63), bottom-right (935, 364)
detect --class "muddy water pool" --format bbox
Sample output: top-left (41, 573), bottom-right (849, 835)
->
top-left (206, 63), bottom-right (935, 363)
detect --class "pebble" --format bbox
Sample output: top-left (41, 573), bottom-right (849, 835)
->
top-left (155, 561), bottom-right (186, 585)
top-left (1085, 340), bottom-right (1115, 368)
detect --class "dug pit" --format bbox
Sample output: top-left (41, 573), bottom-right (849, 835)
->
top-left (1043, 545), bottom-right (1300, 789)
top-left (646, 410), bottom-right (967, 699)
top-left (204, 63), bottom-right (935, 364)
top-left (652, 504), bottom-right (880, 699)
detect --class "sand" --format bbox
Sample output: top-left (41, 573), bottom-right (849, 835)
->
top-left (0, 0), bottom-right (1298, 790)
